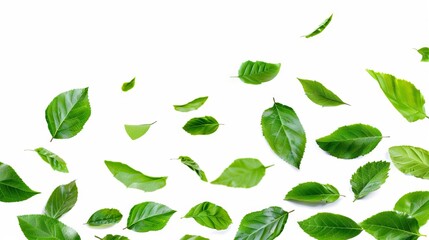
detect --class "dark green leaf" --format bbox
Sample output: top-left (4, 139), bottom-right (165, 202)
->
top-left (236, 60), bottom-right (281, 85)
top-left (351, 161), bottom-right (390, 201)
top-left (178, 156), bottom-right (208, 182)
top-left (180, 235), bottom-right (209, 240)
top-left (45, 87), bottom-right (91, 141)
top-left (304, 14), bottom-right (333, 38)
top-left (124, 121), bottom-right (156, 140)
top-left (33, 147), bottom-right (68, 173)
top-left (389, 146), bottom-right (429, 179)
top-left (44, 180), bottom-right (78, 219)
top-left (316, 123), bottom-right (383, 159)
top-left (395, 191), bottom-right (429, 226)
top-left (184, 201), bottom-right (232, 230)
top-left (298, 78), bottom-right (348, 106)
top-left (174, 96), bottom-right (208, 112)
top-left (0, 162), bottom-right (39, 202)
top-left (417, 47), bottom-right (429, 62)
top-left (87, 208), bottom-right (123, 226)
top-left (126, 201), bottom-right (175, 232)
top-left (105, 160), bottom-right (167, 192)
top-left (96, 235), bottom-right (129, 240)
top-left (183, 116), bottom-right (219, 135)
top-left (122, 77), bottom-right (135, 92)
top-left (261, 101), bottom-right (306, 168)
top-left (285, 182), bottom-right (340, 203)
top-left (18, 214), bottom-right (81, 240)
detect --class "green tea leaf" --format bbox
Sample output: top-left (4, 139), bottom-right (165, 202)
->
top-left (87, 208), bottom-right (123, 226)
top-left (45, 87), bottom-right (91, 141)
top-left (122, 77), bottom-right (135, 92)
top-left (417, 47), bottom-right (429, 62)
top-left (361, 211), bottom-right (423, 240)
top-left (316, 123), bottom-right (383, 159)
top-left (124, 121), bottom-right (156, 140)
top-left (96, 235), bottom-right (129, 240)
top-left (211, 158), bottom-right (270, 188)
top-left (178, 156), bottom-right (208, 182)
top-left (261, 101), bottom-right (306, 168)
top-left (234, 206), bottom-right (289, 240)
top-left (236, 60), bottom-right (281, 85)
top-left (304, 14), bottom-right (333, 38)
top-left (44, 180), bottom-right (78, 219)
top-left (367, 69), bottom-right (427, 122)
top-left (0, 162), bottom-right (39, 202)
top-left (183, 116), bottom-right (219, 135)
top-left (33, 147), bottom-right (68, 173)
top-left (299, 212), bottom-right (362, 240)
top-left (105, 160), bottom-right (166, 192)
top-left (351, 161), bottom-right (390, 201)
top-left (285, 182), bottom-right (340, 203)
top-left (395, 191), bottom-right (429, 226)
top-left (184, 201), bottom-right (232, 230)
top-left (298, 78), bottom-right (348, 106)
top-left (18, 214), bottom-right (81, 240)
top-left (180, 235), bottom-right (209, 240)
top-left (174, 96), bottom-right (208, 112)
top-left (126, 201), bottom-right (175, 232)
top-left (389, 146), bottom-right (429, 179)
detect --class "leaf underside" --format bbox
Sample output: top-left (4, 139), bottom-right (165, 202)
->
top-left (237, 60), bottom-right (281, 84)
top-left (178, 156), bottom-right (208, 182)
top-left (211, 158), bottom-right (267, 188)
top-left (389, 145), bottom-right (429, 179)
top-left (285, 182), bottom-right (340, 203)
top-left (174, 96), bottom-right (208, 112)
top-left (298, 78), bottom-right (348, 106)
top-left (34, 147), bottom-right (68, 173)
top-left (184, 201), bottom-right (232, 230)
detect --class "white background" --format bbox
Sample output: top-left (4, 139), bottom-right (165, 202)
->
top-left (1, 0), bottom-right (429, 239)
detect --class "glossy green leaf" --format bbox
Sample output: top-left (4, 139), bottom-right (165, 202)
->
top-left (285, 182), bottom-right (340, 203)
top-left (351, 161), bottom-right (390, 201)
top-left (298, 78), bottom-right (348, 106)
top-left (395, 191), bottom-right (429, 226)
top-left (45, 87), bottom-right (91, 141)
top-left (304, 14), bottom-right (333, 38)
top-left (184, 201), bottom-right (232, 230)
top-left (174, 96), bottom-right (208, 112)
top-left (234, 206), bottom-right (289, 240)
top-left (124, 121), bottom-right (156, 140)
top-left (417, 47), bottom-right (429, 62)
top-left (105, 160), bottom-right (166, 192)
top-left (389, 146), bottom-right (429, 179)
top-left (18, 214), bottom-right (81, 240)
top-left (122, 77), bottom-right (135, 92)
top-left (178, 156), bottom-right (208, 182)
top-left (361, 211), bottom-right (423, 240)
top-left (33, 147), bottom-right (68, 173)
top-left (126, 201), bottom-right (175, 232)
top-left (0, 162), bottom-right (39, 202)
top-left (96, 235), bottom-right (129, 240)
top-left (367, 69), bottom-right (427, 122)
top-left (44, 180), bottom-right (78, 219)
top-left (180, 235), bottom-right (209, 240)
top-left (236, 60), bottom-right (281, 85)
top-left (87, 208), bottom-right (123, 226)
top-left (316, 123), bottom-right (383, 159)
top-left (261, 101), bottom-right (306, 168)
top-left (183, 116), bottom-right (219, 135)
top-left (299, 212), bottom-right (362, 240)
top-left (211, 158), bottom-right (270, 188)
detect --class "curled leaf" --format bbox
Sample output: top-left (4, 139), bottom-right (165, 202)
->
top-left (174, 96), bottom-right (208, 112)
top-left (304, 14), bottom-right (333, 38)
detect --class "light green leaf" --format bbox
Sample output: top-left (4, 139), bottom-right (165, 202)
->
top-left (178, 156), bottom-right (208, 182)
top-left (316, 123), bottom-right (383, 159)
top-left (44, 180), bottom-right (78, 219)
top-left (96, 235), bottom-right (129, 240)
top-left (395, 191), bottom-right (429, 226)
top-left (180, 235), bottom-right (209, 240)
top-left (124, 121), bottom-right (156, 140)
top-left (87, 208), bottom-right (123, 226)
top-left (389, 145), bottom-right (429, 179)
top-left (367, 69), bottom-right (427, 122)
top-left (234, 206), bottom-right (289, 240)
top-left (211, 158), bottom-right (270, 188)
top-left (304, 14), bottom-right (333, 38)
top-left (183, 116), bottom-right (219, 135)
top-left (0, 162), bottom-right (39, 202)
top-left (122, 77), bottom-right (135, 92)
top-left (126, 201), bottom-right (175, 232)
top-left (184, 201), bottom-right (232, 230)
top-left (33, 147), bottom-right (68, 173)
top-left (351, 161), bottom-right (390, 201)
top-left (18, 214), bottom-right (81, 240)
top-left (285, 182), bottom-right (340, 203)
top-left (298, 78), bottom-right (348, 106)
top-left (174, 96), bottom-right (208, 112)
top-left (261, 101), bottom-right (306, 168)
top-left (417, 47), bottom-right (429, 62)
top-left (45, 87), bottom-right (91, 141)
top-left (299, 212), bottom-right (362, 240)
top-left (236, 60), bottom-right (281, 85)
top-left (105, 160), bottom-right (167, 192)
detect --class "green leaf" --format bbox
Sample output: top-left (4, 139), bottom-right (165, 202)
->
top-left (0, 162), bottom-right (39, 202)
top-left (304, 14), bottom-right (333, 38)
top-left (389, 146), bottom-right (429, 179)
top-left (299, 212), bottom-right (362, 240)
top-left (87, 208), bottom-right (123, 226)
top-left (33, 147), bottom-right (68, 173)
top-left (104, 160), bottom-right (167, 192)
top-left (261, 101), bottom-right (306, 168)
top-left (316, 123), bottom-right (383, 159)
top-left (44, 180), bottom-right (78, 219)
top-left (234, 206), bottom-right (289, 240)
top-left (124, 121), bottom-right (156, 140)
top-left (126, 201), bottom-right (175, 232)
top-left (180, 235), bottom-right (209, 240)
top-left (96, 235), bottom-right (129, 240)
top-left (174, 96), bottom-right (208, 112)
top-left (45, 87), bottom-right (91, 141)
top-left (350, 161), bottom-right (390, 201)
top-left (236, 60), bottom-right (281, 85)
top-left (18, 214), bottom-right (81, 240)
top-left (122, 77), bottom-right (135, 92)
top-left (211, 158), bottom-right (270, 188)
top-left (184, 201), bottom-right (232, 230)
top-left (395, 191), bottom-right (429, 226)
top-left (361, 211), bottom-right (423, 240)
top-left (178, 156), bottom-right (208, 182)
top-left (298, 78), bottom-right (348, 106)
top-left (417, 47), bottom-right (429, 62)
top-left (183, 116), bottom-right (219, 135)
top-left (285, 182), bottom-right (340, 203)
top-left (367, 69), bottom-right (427, 122)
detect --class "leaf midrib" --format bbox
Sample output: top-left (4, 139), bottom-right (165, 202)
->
top-left (127, 211), bottom-right (174, 229)
top-left (301, 223), bottom-right (361, 231)
top-left (0, 181), bottom-right (36, 194)
top-left (355, 168), bottom-right (387, 197)
top-left (273, 103), bottom-right (293, 153)
top-left (319, 135), bottom-right (381, 143)
top-left (364, 222), bottom-right (421, 236)
top-left (245, 213), bottom-right (287, 239)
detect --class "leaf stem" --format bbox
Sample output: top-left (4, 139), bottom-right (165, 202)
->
top-left (50, 137), bottom-right (54, 142)
top-left (151, 121), bottom-right (157, 125)
top-left (288, 209), bottom-right (295, 214)
top-left (382, 136), bottom-right (390, 139)
top-left (95, 236), bottom-right (102, 240)
top-left (426, 116), bottom-right (429, 119)
top-left (230, 76), bottom-right (238, 78)
top-left (24, 149), bottom-right (35, 152)
top-left (265, 164), bottom-right (275, 169)
top-left (273, 97), bottom-right (276, 103)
